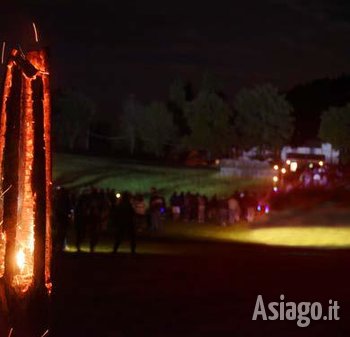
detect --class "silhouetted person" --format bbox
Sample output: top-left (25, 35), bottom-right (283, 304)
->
top-left (228, 194), bottom-right (240, 225)
top-left (53, 186), bottom-right (71, 251)
top-left (75, 190), bottom-right (90, 252)
top-left (208, 194), bottom-right (218, 221)
top-left (133, 193), bottom-right (146, 232)
top-left (149, 188), bottom-right (164, 231)
top-left (197, 195), bottom-right (206, 223)
top-left (113, 192), bottom-right (136, 254)
top-left (218, 197), bottom-right (228, 226)
top-left (88, 187), bottom-right (102, 252)
top-left (241, 191), bottom-right (257, 222)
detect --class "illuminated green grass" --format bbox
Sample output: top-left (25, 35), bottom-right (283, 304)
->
top-left (53, 153), bottom-right (269, 198)
top-left (164, 222), bottom-right (350, 248)
top-left (235, 227), bottom-right (350, 248)
top-left (65, 220), bottom-right (350, 255)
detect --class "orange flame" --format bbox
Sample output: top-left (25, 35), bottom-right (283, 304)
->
top-left (12, 66), bottom-right (36, 292)
top-left (0, 59), bottom-right (14, 279)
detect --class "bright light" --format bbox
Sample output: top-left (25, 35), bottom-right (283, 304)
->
top-left (257, 205), bottom-right (262, 212)
top-left (273, 165), bottom-right (279, 171)
top-left (16, 249), bottom-right (25, 271)
top-left (273, 186), bottom-right (278, 192)
top-left (273, 176), bottom-right (279, 183)
top-left (290, 161), bottom-right (298, 172)
top-left (265, 206), bottom-right (270, 214)
top-left (225, 227), bottom-right (350, 248)
top-left (309, 163), bottom-right (314, 169)
top-left (281, 168), bottom-right (287, 174)
top-left (116, 193), bottom-right (121, 199)
top-left (215, 159), bottom-right (220, 165)
top-left (286, 160), bottom-right (291, 165)
top-left (319, 161), bottom-right (324, 167)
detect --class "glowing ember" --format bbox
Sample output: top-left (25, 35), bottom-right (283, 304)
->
top-left (0, 59), bottom-right (14, 280)
top-left (12, 68), bottom-right (36, 291)
top-left (0, 231), bottom-right (6, 278)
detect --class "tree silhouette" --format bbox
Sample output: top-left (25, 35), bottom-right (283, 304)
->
top-left (184, 89), bottom-right (233, 158)
top-left (319, 103), bottom-right (350, 163)
top-left (234, 83), bottom-right (294, 154)
top-left (53, 89), bottom-right (95, 151)
top-left (138, 101), bottom-right (177, 157)
top-left (120, 94), bottom-right (144, 155)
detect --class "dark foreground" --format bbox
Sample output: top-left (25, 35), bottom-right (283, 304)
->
top-left (51, 239), bottom-right (350, 337)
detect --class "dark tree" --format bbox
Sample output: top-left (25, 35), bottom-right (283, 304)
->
top-left (319, 104), bottom-right (350, 163)
top-left (234, 83), bottom-right (294, 154)
top-left (119, 94), bottom-right (144, 155)
top-left (168, 77), bottom-right (190, 138)
top-left (138, 101), bottom-right (177, 157)
top-left (184, 89), bottom-right (233, 158)
top-left (53, 89), bottom-right (95, 151)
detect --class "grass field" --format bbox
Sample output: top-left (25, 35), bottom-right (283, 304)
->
top-left (53, 153), bottom-right (269, 198)
top-left (65, 219), bottom-right (350, 254)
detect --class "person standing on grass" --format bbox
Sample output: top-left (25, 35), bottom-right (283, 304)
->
top-left (241, 191), bottom-right (257, 223)
top-left (133, 193), bottom-right (146, 232)
top-left (88, 187), bottom-right (102, 252)
top-left (218, 197), bottom-right (228, 226)
top-left (197, 195), bottom-right (206, 223)
top-left (75, 189), bottom-right (90, 252)
top-left (53, 186), bottom-right (72, 252)
top-left (207, 194), bottom-right (218, 222)
top-left (183, 192), bottom-right (191, 222)
top-left (149, 188), bottom-right (163, 231)
top-left (228, 194), bottom-right (240, 225)
top-left (112, 191), bottom-right (136, 254)
top-left (170, 192), bottom-right (181, 221)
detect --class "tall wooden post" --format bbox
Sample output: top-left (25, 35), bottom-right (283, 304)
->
top-left (0, 48), bottom-right (52, 337)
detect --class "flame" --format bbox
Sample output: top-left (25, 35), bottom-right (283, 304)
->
top-left (0, 231), bottom-right (6, 278)
top-left (16, 249), bottom-right (25, 271)
top-left (12, 63), bottom-right (36, 292)
top-left (0, 59), bottom-right (14, 279)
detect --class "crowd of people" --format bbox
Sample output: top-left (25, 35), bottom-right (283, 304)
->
top-left (280, 163), bottom-right (344, 192)
top-left (53, 186), bottom-right (262, 254)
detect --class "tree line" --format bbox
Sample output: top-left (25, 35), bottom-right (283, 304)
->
top-left (52, 72), bottom-right (350, 162)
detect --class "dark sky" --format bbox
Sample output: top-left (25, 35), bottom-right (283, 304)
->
top-left (2, 0), bottom-right (350, 119)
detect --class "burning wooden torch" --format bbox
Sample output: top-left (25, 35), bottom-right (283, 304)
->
top-left (0, 46), bottom-right (52, 336)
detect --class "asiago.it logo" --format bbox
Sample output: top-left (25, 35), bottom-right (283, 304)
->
top-left (252, 294), bottom-right (340, 327)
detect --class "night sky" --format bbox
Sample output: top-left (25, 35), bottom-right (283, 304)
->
top-left (2, 0), bottom-right (350, 119)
